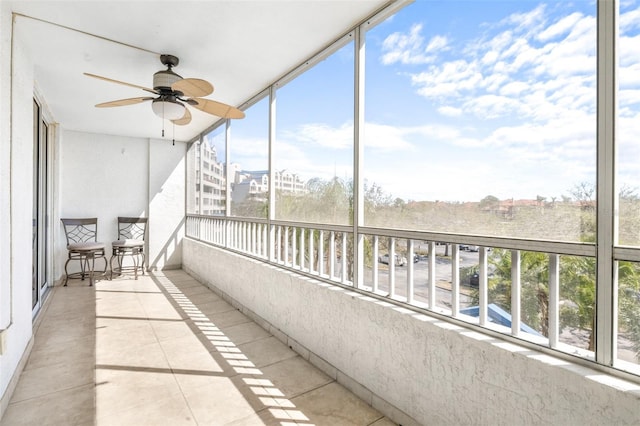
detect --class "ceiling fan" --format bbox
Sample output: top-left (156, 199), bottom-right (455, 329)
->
top-left (85, 54), bottom-right (245, 128)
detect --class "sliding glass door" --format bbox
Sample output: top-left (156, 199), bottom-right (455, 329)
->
top-left (32, 99), bottom-right (50, 313)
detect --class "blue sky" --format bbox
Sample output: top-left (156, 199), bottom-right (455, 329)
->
top-left (214, 0), bottom-right (640, 203)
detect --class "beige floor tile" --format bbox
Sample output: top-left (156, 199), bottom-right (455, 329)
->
top-left (33, 319), bottom-right (96, 349)
top-left (225, 410), bottom-right (282, 426)
top-left (371, 417), bottom-right (399, 425)
top-left (206, 308), bottom-right (253, 328)
top-left (175, 374), bottom-right (261, 425)
top-left (257, 355), bottom-right (333, 398)
top-left (237, 336), bottom-right (297, 369)
top-left (158, 334), bottom-right (224, 373)
top-left (96, 317), bottom-right (158, 349)
top-left (149, 318), bottom-right (194, 342)
top-left (138, 293), bottom-right (186, 320)
top-left (98, 393), bottom-right (196, 426)
top-left (0, 383), bottom-right (94, 426)
top-left (96, 339), bottom-right (170, 370)
top-left (1, 271), bottom-right (397, 426)
top-left (174, 283), bottom-right (216, 298)
top-left (10, 358), bottom-right (94, 403)
top-left (95, 295), bottom-right (145, 318)
top-left (220, 321), bottom-right (271, 346)
top-left (96, 368), bottom-right (185, 415)
top-left (25, 334), bottom-right (95, 371)
top-left (99, 274), bottom-right (156, 286)
top-left (193, 299), bottom-right (238, 317)
top-left (291, 382), bottom-right (384, 426)
top-left (183, 291), bottom-right (223, 306)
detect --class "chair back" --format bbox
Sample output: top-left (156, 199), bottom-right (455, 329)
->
top-left (61, 218), bottom-right (99, 246)
top-left (117, 217), bottom-right (147, 241)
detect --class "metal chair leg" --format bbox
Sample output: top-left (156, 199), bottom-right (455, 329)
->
top-left (63, 256), bottom-right (72, 286)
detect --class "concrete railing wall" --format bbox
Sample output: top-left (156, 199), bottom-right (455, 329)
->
top-left (183, 238), bottom-right (640, 426)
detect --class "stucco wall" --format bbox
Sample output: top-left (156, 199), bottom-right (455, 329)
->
top-left (57, 130), bottom-right (184, 279)
top-left (184, 238), bottom-right (640, 426)
top-left (0, 4), bottom-right (36, 414)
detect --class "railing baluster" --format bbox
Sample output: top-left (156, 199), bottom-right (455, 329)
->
top-left (389, 237), bottom-right (396, 298)
top-left (319, 230), bottom-right (325, 276)
top-left (274, 225), bottom-right (280, 263)
top-left (309, 228), bottom-right (315, 274)
top-left (452, 244), bottom-right (460, 316)
top-left (548, 253), bottom-right (560, 348)
top-left (428, 241), bottom-right (436, 308)
top-left (300, 228), bottom-right (305, 271)
top-left (284, 226), bottom-right (290, 266)
top-left (341, 232), bottom-right (348, 285)
top-left (511, 250), bottom-right (521, 337)
top-left (329, 231), bottom-right (335, 279)
top-left (407, 239), bottom-right (414, 304)
top-left (292, 227), bottom-right (298, 268)
top-left (373, 235), bottom-right (379, 293)
top-left (479, 247), bottom-right (488, 326)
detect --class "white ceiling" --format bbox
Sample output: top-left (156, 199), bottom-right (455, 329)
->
top-left (10, 0), bottom-right (391, 142)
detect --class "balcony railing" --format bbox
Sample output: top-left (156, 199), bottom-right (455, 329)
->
top-left (185, 214), bottom-right (640, 378)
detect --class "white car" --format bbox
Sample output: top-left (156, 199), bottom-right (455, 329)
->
top-left (378, 253), bottom-right (407, 266)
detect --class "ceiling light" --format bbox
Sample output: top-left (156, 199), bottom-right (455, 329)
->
top-left (151, 98), bottom-right (185, 121)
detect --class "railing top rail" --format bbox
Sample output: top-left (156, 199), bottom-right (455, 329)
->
top-left (186, 214), bottom-right (598, 257)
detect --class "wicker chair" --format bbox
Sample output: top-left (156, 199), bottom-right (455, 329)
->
top-left (61, 218), bottom-right (107, 286)
top-left (110, 217), bottom-right (147, 279)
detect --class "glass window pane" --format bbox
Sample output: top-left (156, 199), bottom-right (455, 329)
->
top-left (364, 1), bottom-right (596, 241)
top-left (274, 41), bottom-right (354, 225)
top-left (201, 126), bottom-right (227, 216)
top-left (230, 97), bottom-right (269, 218)
top-left (617, 1), bottom-right (640, 246)
top-left (186, 139), bottom-right (201, 215)
top-left (617, 261), bottom-right (640, 374)
top-left (559, 255), bottom-right (595, 354)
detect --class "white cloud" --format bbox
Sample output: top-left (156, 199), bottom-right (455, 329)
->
top-left (620, 7), bottom-right (640, 33)
top-left (500, 81), bottom-right (529, 96)
top-left (287, 122), bottom-right (353, 149)
top-left (437, 106), bottom-right (462, 117)
top-left (380, 23), bottom-right (440, 65)
top-left (537, 12), bottom-right (583, 42)
top-left (502, 4), bottom-right (547, 35)
top-left (394, 3), bottom-right (597, 132)
top-left (425, 35), bottom-right (448, 53)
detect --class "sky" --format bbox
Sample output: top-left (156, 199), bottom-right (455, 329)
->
top-left (210, 0), bottom-right (640, 203)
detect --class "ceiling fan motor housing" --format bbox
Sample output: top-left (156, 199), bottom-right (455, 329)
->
top-left (154, 69), bottom-right (183, 92)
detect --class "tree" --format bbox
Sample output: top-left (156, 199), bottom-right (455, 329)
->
top-left (479, 195), bottom-right (500, 211)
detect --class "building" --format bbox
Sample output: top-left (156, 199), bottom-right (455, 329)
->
top-left (2, 1), bottom-right (640, 425)
top-left (195, 141), bottom-right (226, 216)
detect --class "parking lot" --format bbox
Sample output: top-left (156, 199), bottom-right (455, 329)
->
top-left (364, 244), bottom-right (481, 310)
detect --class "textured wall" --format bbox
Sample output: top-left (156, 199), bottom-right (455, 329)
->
top-left (184, 238), bottom-right (640, 426)
top-left (58, 131), bottom-right (185, 277)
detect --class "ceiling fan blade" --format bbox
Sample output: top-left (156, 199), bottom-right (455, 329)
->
top-left (172, 78), bottom-right (214, 97)
top-left (191, 98), bottom-right (245, 119)
top-left (95, 97), bottom-right (154, 107)
top-left (84, 72), bottom-right (157, 95)
top-left (172, 107), bottom-right (192, 126)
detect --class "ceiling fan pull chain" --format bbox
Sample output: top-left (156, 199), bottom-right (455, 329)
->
top-left (172, 122), bottom-right (175, 146)
top-left (161, 101), bottom-right (165, 137)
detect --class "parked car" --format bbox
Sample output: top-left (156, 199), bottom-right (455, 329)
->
top-left (469, 273), bottom-right (479, 287)
top-left (413, 254), bottom-right (420, 263)
top-left (379, 253), bottom-right (407, 266)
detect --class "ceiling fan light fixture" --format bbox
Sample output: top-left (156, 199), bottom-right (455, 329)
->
top-left (152, 99), bottom-right (185, 121)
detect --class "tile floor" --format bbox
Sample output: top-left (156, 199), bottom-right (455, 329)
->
top-left (0, 270), bottom-right (396, 426)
